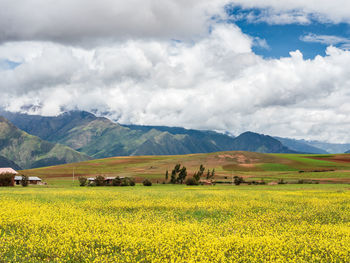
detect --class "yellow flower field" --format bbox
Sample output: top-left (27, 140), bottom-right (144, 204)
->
top-left (0, 184), bottom-right (350, 262)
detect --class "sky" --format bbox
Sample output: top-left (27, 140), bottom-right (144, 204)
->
top-left (1, 0), bottom-right (350, 142)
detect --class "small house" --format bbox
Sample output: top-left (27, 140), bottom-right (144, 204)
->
top-left (0, 167), bottom-right (18, 175)
top-left (14, 176), bottom-right (42, 185)
top-left (0, 167), bottom-right (18, 186)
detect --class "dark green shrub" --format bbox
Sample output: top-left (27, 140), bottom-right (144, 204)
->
top-left (143, 179), bottom-right (152, 186)
top-left (78, 177), bottom-right (87, 186)
top-left (0, 173), bottom-right (14, 187)
top-left (185, 178), bottom-right (199, 185)
top-left (278, 179), bottom-right (286, 184)
top-left (21, 175), bottom-right (29, 187)
top-left (129, 178), bottom-right (136, 186)
top-left (234, 176), bottom-right (244, 185)
top-left (112, 177), bottom-right (122, 186)
top-left (95, 175), bottom-right (105, 186)
top-left (121, 178), bottom-right (130, 186)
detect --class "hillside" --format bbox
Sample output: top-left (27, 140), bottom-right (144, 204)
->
top-left (0, 116), bottom-right (91, 169)
top-left (1, 110), bottom-right (298, 157)
top-left (346, 150), bottom-right (350, 154)
top-left (22, 151), bottom-right (350, 184)
top-left (274, 137), bottom-right (328, 154)
top-left (232, 132), bottom-right (296, 153)
top-left (0, 155), bottom-right (21, 170)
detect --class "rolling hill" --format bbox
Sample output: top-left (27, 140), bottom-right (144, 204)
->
top-left (21, 151), bottom-right (350, 184)
top-left (1, 110), bottom-right (298, 157)
top-left (0, 116), bottom-right (91, 169)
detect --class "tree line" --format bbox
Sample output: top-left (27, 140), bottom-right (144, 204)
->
top-left (164, 164), bottom-right (215, 185)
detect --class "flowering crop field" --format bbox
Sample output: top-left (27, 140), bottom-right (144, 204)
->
top-left (1, 184), bottom-right (350, 262)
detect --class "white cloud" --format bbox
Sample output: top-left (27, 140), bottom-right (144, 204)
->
top-left (0, 0), bottom-right (231, 45)
top-left (300, 33), bottom-right (350, 48)
top-left (1, 1), bottom-right (350, 143)
top-left (1, 24), bottom-right (350, 142)
top-left (231, 0), bottom-right (350, 24)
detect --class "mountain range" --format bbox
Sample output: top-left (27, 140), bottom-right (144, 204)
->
top-left (1, 110), bottom-right (349, 169)
top-left (0, 116), bottom-right (90, 169)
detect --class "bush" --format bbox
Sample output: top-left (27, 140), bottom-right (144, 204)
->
top-left (234, 176), bottom-right (244, 185)
top-left (21, 175), bottom-right (29, 187)
top-left (278, 179), bottom-right (286, 184)
top-left (121, 178), bottom-right (130, 186)
top-left (95, 175), bottom-right (105, 186)
top-left (78, 177), bottom-right (87, 186)
top-left (129, 179), bottom-right (136, 186)
top-left (185, 178), bottom-right (199, 185)
top-left (112, 177), bottom-right (122, 186)
top-left (143, 179), bottom-right (152, 186)
top-left (0, 173), bottom-right (14, 187)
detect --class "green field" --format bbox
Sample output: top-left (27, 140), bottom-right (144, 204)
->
top-left (1, 184), bottom-right (350, 262)
top-left (21, 151), bottom-right (350, 185)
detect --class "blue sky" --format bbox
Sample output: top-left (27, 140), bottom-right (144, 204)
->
top-left (226, 6), bottom-right (350, 59)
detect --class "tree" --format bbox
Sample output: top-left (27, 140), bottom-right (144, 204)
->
top-left (78, 177), bottom-right (87, 186)
top-left (169, 164), bottom-right (187, 184)
top-left (0, 173), bottom-right (14, 187)
top-left (170, 170), bottom-right (177, 184)
top-left (112, 177), bottom-right (122, 186)
top-left (177, 167), bottom-right (187, 184)
top-left (193, 164), bottom-right (205, 182)
top-left (234, 176), bottom-right (244, 185)
top-left (165, 170), bottom-right (169, 182)
top-left (143, 179), bottom-right (152, 186)
top-left (95, 175), bottom-right (105, 186)
top-left (206, 169), bottom-right (215, 180)
top-left (21, 175), bottom-right (29, 187)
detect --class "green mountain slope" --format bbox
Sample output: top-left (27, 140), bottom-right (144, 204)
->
top-left (232, 132), bottom-right (296, 153)
top-left (0, 116), bottom-right (91, 169)
top-left (0, 155), bottom-right (22, 170)
top-left (0, 110), bottom-right (298, 157)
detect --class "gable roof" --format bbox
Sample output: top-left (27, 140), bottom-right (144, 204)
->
top-left (0, 167), bottom-right (18, 174)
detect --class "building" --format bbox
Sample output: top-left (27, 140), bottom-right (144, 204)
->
top-left (14, 176), bottom-right (42, 185)
top-left (0, 167), bottom-right (18, 186)
top-left (0, 167), bottom-right (18, 175)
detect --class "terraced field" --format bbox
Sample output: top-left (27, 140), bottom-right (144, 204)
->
top-left (21, 151), bottom-right (350, 185)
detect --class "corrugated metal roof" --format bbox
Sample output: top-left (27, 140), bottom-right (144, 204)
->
top-left (14, 176), bottom-right (41, 181)
top-left (0, 168), bottom-right (18, 174)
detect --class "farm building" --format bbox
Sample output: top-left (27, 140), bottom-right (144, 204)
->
top-left (0, 167), bottom-right (18, 186)
top-left (0, 167), bottom-right (18, 175)
top-left (14, 176), bottom-right (42, 185)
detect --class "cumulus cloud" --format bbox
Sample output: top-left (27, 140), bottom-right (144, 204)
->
top-left (0, 0), bottom-right (231, 45)
top-left (1, 1), bottom-right (350, 143)
top-left (1, 23), bottom-right (350, 142)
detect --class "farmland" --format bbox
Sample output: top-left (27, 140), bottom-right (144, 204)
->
top-left (1, 151), bottom-right (350, 262)
top-left (21, 151), bottom-right (350, 185)
top-left (1, 184), bottom-right (350, 262)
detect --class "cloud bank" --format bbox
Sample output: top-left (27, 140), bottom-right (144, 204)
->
top-left (1, 1), bottom-right (350, 142)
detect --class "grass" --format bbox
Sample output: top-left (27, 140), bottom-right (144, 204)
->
top-left (20, 151), bottom-right (350, 185)
top-left (1, 184), bottom-right (350, 262)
